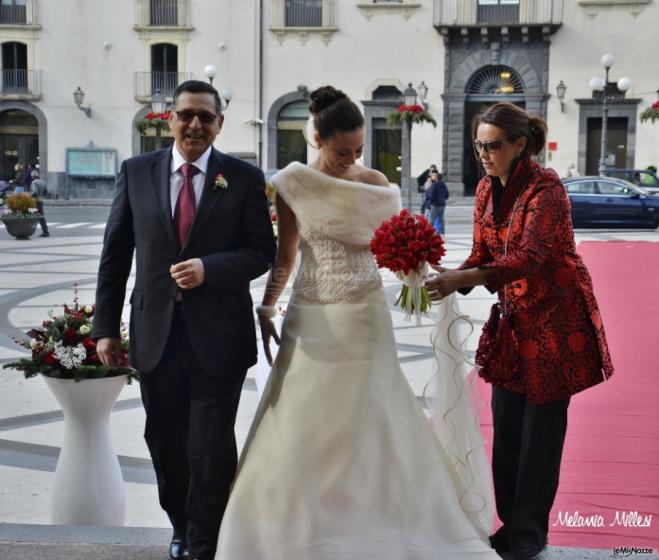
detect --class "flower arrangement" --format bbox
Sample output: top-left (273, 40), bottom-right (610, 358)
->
top-left (214, 173), bottom-right (229, 191)
top-left (640, 100), bottom-right (659, 124)
top-left (386, 104), bottom-right (438, 128)
top-left (3, 287), bottom-right (136, 382)
top-left (136, 111), bottom-right (172, 134)
top-left (371, 209), bottom-right (445, 324)
top-left (2, 192), bottom-right (41, 220)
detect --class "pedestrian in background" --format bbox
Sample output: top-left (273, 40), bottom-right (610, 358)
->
top-left (11, 163), bottom-right (27, 193)
top-left (427, 170), bottom-right (449, 234)
top-left (30, 170), bottom-right (50, 237)
top-left (417, 163), bottom-right (438, 210)
top-left (566, 162), bottom-right (580, 178)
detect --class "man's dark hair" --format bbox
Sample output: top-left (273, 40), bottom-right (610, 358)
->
top-left (173, 80), bottom-right (223, 114)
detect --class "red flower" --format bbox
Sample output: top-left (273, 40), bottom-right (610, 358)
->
top-left (370, 210), bottom-right (446, 275)
top-left (65, 328), bottom-right (77, 342)
top-left (271, 214), bottom-right (277, 222)
top-left (44, 352), bottom-right (57, 365)
top-left (83, 337), bottom-right (97, 349)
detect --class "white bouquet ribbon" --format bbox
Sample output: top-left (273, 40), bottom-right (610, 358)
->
top-left (395, 261), bottom-right (430, 326)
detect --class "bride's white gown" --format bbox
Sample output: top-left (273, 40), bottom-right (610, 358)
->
top-left (215, 163), bottom-right (499, 559)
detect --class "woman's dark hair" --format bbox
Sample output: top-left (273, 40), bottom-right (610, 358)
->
top-left (309, 85), bottom-right (365, 140)
top-left (173, 80), bottom-right (223, 115)
top-left (471, 102), bottom-right (547, 157)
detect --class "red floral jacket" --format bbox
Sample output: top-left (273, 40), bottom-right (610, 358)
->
top-left (460, 158), bottom-right (614, 404)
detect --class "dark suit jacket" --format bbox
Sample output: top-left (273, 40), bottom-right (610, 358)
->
top-left (92, 147), bottom-right (277, 376)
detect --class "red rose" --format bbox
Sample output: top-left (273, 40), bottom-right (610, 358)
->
top-left (44, 352), bottom-right (57, 365)
top-left (83, 337), bottom-right (97, 349)
top-left (65, 328), bottom-right (77, 341)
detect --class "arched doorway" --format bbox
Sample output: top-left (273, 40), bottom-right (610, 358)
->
top-left (267, 86), bottom-right (311, 170)
top-left (0, 109), bottom-right (38, 182)
top-left (463, 65), bottom-right (525, 195)
top-left (276, 100), bottom-right (309, 168)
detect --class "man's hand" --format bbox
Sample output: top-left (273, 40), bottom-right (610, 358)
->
top-left (170, 258), bottom-right (205, 290)
top-left (97, 337), bottom-right (122, 367)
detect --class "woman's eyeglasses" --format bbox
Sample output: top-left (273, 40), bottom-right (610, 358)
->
top-left (474, 140), bottom-right (506, 154)
top-left (174, 110), bottom-right (219, 124)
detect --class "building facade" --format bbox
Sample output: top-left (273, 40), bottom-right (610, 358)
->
top-left (0, 0), bottom-right (657, 197)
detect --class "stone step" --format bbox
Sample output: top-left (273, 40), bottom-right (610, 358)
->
top-left (1, 523), bottom-right (656, 560)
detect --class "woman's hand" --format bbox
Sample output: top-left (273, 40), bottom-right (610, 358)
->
top-left (259, 316), bottom-right (281, 366)
top-left (425, 267), bottom-right (465, 302)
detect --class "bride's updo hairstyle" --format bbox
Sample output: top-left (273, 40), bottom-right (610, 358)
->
top-left (309, 85), bottom-right (365, 141)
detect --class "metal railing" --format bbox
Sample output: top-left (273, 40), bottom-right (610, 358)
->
top-left (434, 0), bottom-right (563, 26)
top-left (0, 69), bottom-right (41, 96)
top-left (135, 0), bottom-right (190, 27)
top-left (270, 0), bottom-right (336, 27)
top-left (0, 0), bottom-right (38, 25)
top-left (134, 71), bottom-right (192, 101)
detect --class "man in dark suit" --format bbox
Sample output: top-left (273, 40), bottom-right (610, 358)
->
top-left (92, 80), bottom-right (276, 560)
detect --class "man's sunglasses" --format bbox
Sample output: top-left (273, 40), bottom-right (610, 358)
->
top-left (474, 140), bottom-right (507, 154)
top-left (174, 110), bottom-right (219, 124)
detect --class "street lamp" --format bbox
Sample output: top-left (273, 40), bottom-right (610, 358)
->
top-left (555, 80), bottom-right (567, 113)
top-left (416, 80), bottom-right (429, 107)
top-left (401, 82), bottom-right (418, 211)
top-left (204, 64), bottom-right (217, 85)
top-left (589, 54), bottom-right (631, 175)
top-left (150, 89), bottom-right (167, 114)
top-left (221, 87), bottom-right (234, 111)
top-left (73, 86), bottom-right (92, 118)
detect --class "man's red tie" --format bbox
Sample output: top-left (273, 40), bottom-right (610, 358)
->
top-left (174, 162), bottom-right (200, 247)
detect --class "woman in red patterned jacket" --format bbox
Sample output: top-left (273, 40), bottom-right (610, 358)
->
top-left (425, 103), bottom-right (613, 560)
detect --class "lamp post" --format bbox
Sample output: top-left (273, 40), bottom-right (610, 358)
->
top-left (589, 54), bottom-right (631, 176)
top-left (204, 64), bottom-right (217, 86)
top-left (401, 82), bottom-right (417, 211)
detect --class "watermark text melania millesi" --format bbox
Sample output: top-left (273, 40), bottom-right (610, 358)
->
top-left (553, 510), bottom-right (653, 529)
top-left (611, 546), bottom-right (656, 557)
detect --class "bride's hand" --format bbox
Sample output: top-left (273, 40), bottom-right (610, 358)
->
top-left (259, 316), bottom-right (281, 366)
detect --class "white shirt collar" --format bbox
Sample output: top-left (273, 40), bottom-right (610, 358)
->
top-left (171, 143), bottom-right (212, 176)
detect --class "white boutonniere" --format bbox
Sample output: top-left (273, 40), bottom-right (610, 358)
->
top-left (214, 173), bottom-right (229, 191)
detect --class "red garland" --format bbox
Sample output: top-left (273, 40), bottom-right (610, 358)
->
top-left (370, 209), bottom-right (446, 275)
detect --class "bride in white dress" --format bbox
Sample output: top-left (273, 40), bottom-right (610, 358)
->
top-left (215, 86), bottom-right (500, 560)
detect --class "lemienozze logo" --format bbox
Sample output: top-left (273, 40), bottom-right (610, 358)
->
top-left (612, 546), bottom-right (655, 557)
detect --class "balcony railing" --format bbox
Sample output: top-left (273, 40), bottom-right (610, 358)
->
top-left (134, 0), bottom-right (190, 28)
top-left (0, 0), bottom-right (39, 26)
top-left (134, 71), bottom-right (192, 102)
top-left (0, 69), bottom-right (41, 99)
top-left (270, 0), bottom-right (336, 28)
top-left (434, 0), bottom-right (563, 26)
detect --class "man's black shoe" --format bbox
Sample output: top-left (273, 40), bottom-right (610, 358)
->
top-left (40, 232), bottom-right (49, 237)
top-left (169, 536), bottom-right (189, 559)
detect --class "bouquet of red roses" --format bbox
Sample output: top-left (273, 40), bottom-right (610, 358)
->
top-left (371, 209), bottom-right (446, 324)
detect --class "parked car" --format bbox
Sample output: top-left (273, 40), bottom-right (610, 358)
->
top-left (563, 176), bottom-right (659, 229)
top-left (604, 168), bottom-right (659, 196)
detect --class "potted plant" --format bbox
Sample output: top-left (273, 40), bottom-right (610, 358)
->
top-left (386, 104), bottom-right (438, 128)
top-left (1, 192), bottom-right (42, 239)
top-left (3, 288), bottom-right (137, 526)
top-left (640, 100), bottom-right (659, 124)
top-left (136, 110), bottom-right (171, 134)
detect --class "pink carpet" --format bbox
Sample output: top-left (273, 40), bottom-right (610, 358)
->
top-left (478, 241), bottom-right (659, 550)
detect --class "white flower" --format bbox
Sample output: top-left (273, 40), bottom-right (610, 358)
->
top-left (79, 324), bottom-right (91, 336)
top-left (53, 342), bottom-right (86, 370)
top-left (85, 305), bottom-right (93, 314)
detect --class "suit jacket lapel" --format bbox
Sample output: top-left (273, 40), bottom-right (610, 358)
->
top-left (151, 148), bottom-right (179, 251)
top-left (181, 148), bottom-right (227, 254)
